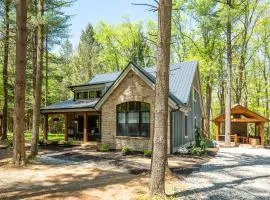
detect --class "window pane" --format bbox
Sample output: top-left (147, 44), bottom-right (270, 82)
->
top-left (141, 123), bottom-right (150, 137)
top-left (117, 103), bottom-right (127, 112)
top-left (141, 112), bottom-right (150, 123)
top-left (141, 102), bottom-right (150, 111)
top-left (96, 90), bottom-right (102, 98)
top-left (117, 123), bottom-right (126, 136)
top-left (118, 113), bottom-right (126, 123)
top-left (89, 91), bottom-right (96, 98)
top-left (128, 112), bottom-right (139, 123)
top-left (128, 102), bottom-right (140, 112)
top-left (128, 124), bottom-right (140, 137)
top-left (78, 92), bottom-right (83, 99)
top-left (83, 92), bottom-right (88, 99)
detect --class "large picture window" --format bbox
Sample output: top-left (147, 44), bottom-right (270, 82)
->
top-left (117, 102), bottom-right (150, 137)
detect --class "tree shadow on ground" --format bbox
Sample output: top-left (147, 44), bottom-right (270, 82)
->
top-left (0, 168), bottom-right (147, 200)
top-left (170, 150), bottom-right (270, 199)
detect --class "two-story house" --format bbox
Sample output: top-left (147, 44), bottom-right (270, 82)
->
top-left (41, 61), bottom-right (205, 153)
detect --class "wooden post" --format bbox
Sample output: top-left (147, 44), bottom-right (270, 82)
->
top-left (44, 114), bottom-right (48, 142)
top-left (216, 122), bottom-right (220, 141)
top-left (64, 114), bottom-right (68, 142)
top-left (260, 123), bottom-right (265, 146)
top-left (83, 113), bottom-right (88, 143)
top-left (234, 134), bottom-right (238, 144)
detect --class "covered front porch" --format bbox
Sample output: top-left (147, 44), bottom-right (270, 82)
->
top-left (43, 111), bottom-right (101, 143)
top-left (213, 105), bottom-right (269, 146)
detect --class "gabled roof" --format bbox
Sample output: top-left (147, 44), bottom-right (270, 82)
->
top-left (41, 61), bottom-right (199, 112)
top-left (93, 61), bottom-right (198, 106)
top-left (95, 61), bottom-right (198, 109)
top-left (213, 104), bottom-right (270, 123)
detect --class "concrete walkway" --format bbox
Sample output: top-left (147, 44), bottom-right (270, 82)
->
top-left (177, 148), bottom-right (270, 200)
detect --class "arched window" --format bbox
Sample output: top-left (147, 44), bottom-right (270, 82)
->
top-left (117, 101), bottom-right (150, 137)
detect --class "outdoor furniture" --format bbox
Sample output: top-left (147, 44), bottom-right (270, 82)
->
top-left (249, 138), bottom-right (260, 146)
top-left (237, 136), bottom-right (248, 144)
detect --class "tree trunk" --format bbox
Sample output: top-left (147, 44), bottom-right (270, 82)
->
top-left (225, 0), bottom-right (232, 146)
top-left (13, 0), bottom-right (28, 166)
top-left (1, 0), bottom-right (10, 141)
top-left (205, 76), bottom-right (212, 137)
top-left (150, 0), bottom-right (172, 197)
top-left (31, 0), bottom-right (44, 157)
top-left (45, 33), bottom-right (49, 106)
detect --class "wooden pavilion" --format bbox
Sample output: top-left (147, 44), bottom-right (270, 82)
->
top-left (213, 104), bottom-right (269, 146)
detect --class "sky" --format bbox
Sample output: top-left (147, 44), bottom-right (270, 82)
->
top-left (64, 0), bottom-right (157, 50)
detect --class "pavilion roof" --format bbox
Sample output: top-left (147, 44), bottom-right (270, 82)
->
top-left (213, 104), bottom-right (269, 123)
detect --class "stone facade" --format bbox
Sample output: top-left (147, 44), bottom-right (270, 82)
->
top-left (101, 69), bottom-right (171, 153)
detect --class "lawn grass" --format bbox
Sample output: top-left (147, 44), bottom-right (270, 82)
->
top-left (7, 132), bottom-right (65, 143)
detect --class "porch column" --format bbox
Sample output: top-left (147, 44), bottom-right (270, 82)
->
top-left (83, 113), bottom-right (88, 143)
top-left (260, 122), bottom-right (265, 146)
top-left (215, 122), bottom-right (220, 141)
top-left (64, 114), bottom-right (68, 142)
top-left (44, 114), bottom-right (48, 142)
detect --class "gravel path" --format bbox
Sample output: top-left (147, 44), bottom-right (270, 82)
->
top-left (178, 148), bottom-right (270, 200)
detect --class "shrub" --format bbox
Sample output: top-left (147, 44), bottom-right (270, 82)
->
top-left (50, 141), bottom-right (59, 146)
top-left (195, 127), bottom-right (201, 148)
top-left (6, 138), bottom-right (13, 147)
top-left (143, 150), bottom-right (152, 157)
top-left (38, 139), bottom-right (44, 146)
top-left (200, 139), bottom-right (207, 151)
top-left (191, 147), bottom-right (206, 156)
top-left (99, 144), bottom-right (110, 152)
top-left (121, 145), bottom-right (132, 155)
top-left (63, 141), bottom-right (73, 147)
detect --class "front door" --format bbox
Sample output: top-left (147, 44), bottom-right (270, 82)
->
top-left (88, 115), bottom-right (101, 141)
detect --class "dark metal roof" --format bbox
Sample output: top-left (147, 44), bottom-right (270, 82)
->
top-left (41, 99), bottom-right (99, 111)
top-left (88, 71), bottom-right (121, 84)
top-left (90, 61), bottom-right (197, 104)
top-left (42, 61), bottom-right (198, 111)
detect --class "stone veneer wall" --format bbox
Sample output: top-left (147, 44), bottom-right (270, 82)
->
top-left (101, 70), bottom-right (171, 153)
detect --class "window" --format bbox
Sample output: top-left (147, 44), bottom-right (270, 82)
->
top-left (117, 102), bottom-right (150, 137)
top-left (194, 117), bottom-right (197, 130)
top-left (83, 92), bottom-right (88, 99)
top-left (193, 88), bottom-right (197, 102)
top-left (76, 92), bottom-right (84, 100)
top-left (184, 115), bottom-right (188, 137)
top-left (75, 90), bottom-right (103, 100)
top-left (96, 90), bottom-right (102, 98)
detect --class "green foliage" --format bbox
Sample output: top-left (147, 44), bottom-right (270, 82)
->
top-left (63, 141), bottom-right (73, 148)
top-left (143, 150), bottom-right (152, 157)
top-left (191, 147), bottom-right (206, 156)
top-left (121, 145), bottom-right (132, 155)
top-left (38, 139), bottom-right (44, 146)
top-left (99, 144), bottom-right (110, 152)
top-left (195, 127), bottom-right (201, 148)
top-left (192, 128), bottom-right (207, 156)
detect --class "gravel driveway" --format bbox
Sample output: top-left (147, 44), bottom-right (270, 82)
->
top-left (177, 147), bottom-right (270, 200)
